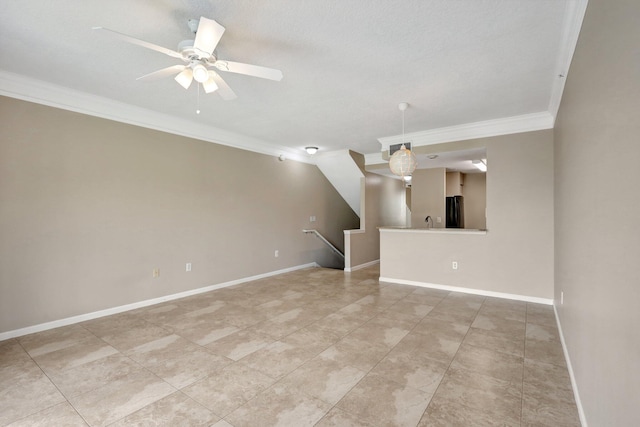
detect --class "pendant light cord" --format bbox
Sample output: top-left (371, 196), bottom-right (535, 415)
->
top-left (402, 108), bottom-right (405, 148)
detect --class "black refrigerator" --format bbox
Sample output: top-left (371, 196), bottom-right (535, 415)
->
top-left (446, 196), bottom-right (464, 228)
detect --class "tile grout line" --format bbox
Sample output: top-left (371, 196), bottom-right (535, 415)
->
top-left (319, 290), bottom-right (435, 425)
top-left (418, 293), bottom-right (488, 424)
top-left (216, 276), bottom-right (385, 425)
top-left (221, 283), bottom-right (423, 426)
top-left (13, 339), bottom-right (92, 427)
top-left (294, 281), bottom-right (413, 425)
top-left (70, 321), bottom-right (182, 426)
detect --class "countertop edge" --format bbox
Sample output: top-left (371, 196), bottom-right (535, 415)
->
top-left (378, 227), bottom-right (488, 235)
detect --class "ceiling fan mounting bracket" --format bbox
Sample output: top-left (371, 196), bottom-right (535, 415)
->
top-left (187, 19), bottom-right (199, 34)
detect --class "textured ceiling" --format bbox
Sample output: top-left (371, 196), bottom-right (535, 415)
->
top-left (0, 0), bottom-right (575, 158)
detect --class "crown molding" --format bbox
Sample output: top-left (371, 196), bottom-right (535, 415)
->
top-left (376, 0), bottom-right (588, 151)
top-left (377, 111), bottom-right (554, 151)
top-left (0, 71), bottom-right (313, 164)
top-left (548, 0), bottom-right (589, 119)
top-left (2, 0), bottom-right (586, 162)
top-left (364, 152), bottom-right (386, 165)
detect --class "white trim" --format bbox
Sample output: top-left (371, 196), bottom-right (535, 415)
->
top-left (0, 263), bottom-right (318, 341)
top-left (548, 0), bottom-right (589, 119)
top-left (345, 259), bottom-right (380, 273)
top-left (343, 229), bottom-right (365, 235)
top-left (379, 277), bottom-right (553, 305)
top-left (0, 71), bottom-right (312, 164)
top-left (377, 112), bottom-right (554, 152)
top-left (364, 152), bottom-right (387, 166)
top-left (379, 227), bottom-right (487, 235)
top-left (554, 305), bottom-right (588, 427)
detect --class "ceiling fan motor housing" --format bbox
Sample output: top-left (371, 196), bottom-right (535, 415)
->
top-left (178, 39), bottom-right (215, 63)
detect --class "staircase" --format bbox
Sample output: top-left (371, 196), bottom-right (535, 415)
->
top-left (314, 150), bottom-right (364, 217)
top-left (303, 229), bottom-right (345, 270)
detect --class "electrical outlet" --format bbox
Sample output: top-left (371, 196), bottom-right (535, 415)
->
top-left (153, 268), bottom-right (160, 278)
top-left (452, 261), bottom-right (458, 270)
top-left (186, 263), bottom-right (192, 272)
top-left (275, 250), bottom-right (279, 258)
top-left (310, 215), bottom-right (316, 222)
top-left (436, 217), bottom-right (442, 223)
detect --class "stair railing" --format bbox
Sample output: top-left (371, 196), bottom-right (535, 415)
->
top-left (302, 229), bottom-right (345, 259)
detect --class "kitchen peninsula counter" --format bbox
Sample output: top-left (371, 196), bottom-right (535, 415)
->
top-left (378, 225), bottom-right (552, 305)
top-left (379, 227), bottom-right (487, 234)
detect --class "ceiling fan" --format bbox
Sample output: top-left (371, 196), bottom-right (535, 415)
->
top-left (93, 17), bottom-right (283, 100)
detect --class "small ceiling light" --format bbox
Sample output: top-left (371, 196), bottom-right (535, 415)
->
top-left (305, 146), bottom-right (318, 155)
top-left (389, 102), bottom-right (418, 178)
top-left (472, 159), bottom-right (487, 172)
top-left (403, 175), bottom-right (412, 182)
top-left (192, 63), bottom-right (209, 83)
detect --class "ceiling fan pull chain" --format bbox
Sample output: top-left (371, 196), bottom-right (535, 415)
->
top-left (196, 84), bottom-right (201, 114)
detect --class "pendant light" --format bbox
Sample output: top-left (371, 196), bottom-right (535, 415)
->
top-left (389, 102), bottom-right (417, 178)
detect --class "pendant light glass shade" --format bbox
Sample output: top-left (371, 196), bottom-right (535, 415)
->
top-left (389, 144), bottom-right (417, 177)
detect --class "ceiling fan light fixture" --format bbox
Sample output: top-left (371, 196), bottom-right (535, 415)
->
top-left (202, 73), bottom-right (219, 93)
top-left (305, 146), bottom-right (318, 155)
top-left (96, 17), bottom-right (281, 101)
top-left (192, 63), bottom-right (209, 83)
top-left (175, 68), bottom-right (193, 89)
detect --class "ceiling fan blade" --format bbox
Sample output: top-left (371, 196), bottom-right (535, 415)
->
top-left (93, 27), bottom-right (183, 60)
top-left (137, 65), bottom-right (186, 81)
top-left (175, 68), bottom-right (194, 89)
top-left (214, 60), bottom-right (283, 81)
top-left (193, 17), bottom-right (225, 55)
top-left (208, 71), bottom-right (237, 100)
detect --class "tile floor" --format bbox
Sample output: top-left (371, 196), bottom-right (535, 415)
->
top-left (0, 266), bottom-right (580, 426)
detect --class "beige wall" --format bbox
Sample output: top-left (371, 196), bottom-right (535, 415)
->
top-left (446, 172), bottom-right (463, 196)
top-left (411, 168), bottom-right (446, 228)
top-left (381, 130), bottom-right (554, 300)
top-left (554, 0), bottom-right (640, 425)
top-left (344, 152), bottom-right (406, 270)
top-left (462, 173), bottom-right (486, 229)
top-left (0, 97), bottom-right (359, 334)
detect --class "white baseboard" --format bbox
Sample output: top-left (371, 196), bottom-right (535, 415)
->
top-left (0, 263), bottom-right (318, 341)
top-left (344, 259), bottom-right (380, 273)
top-left (378, 276), bottom-right (554, 305)
top-left (553, 305), bottom-right (588, 427)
